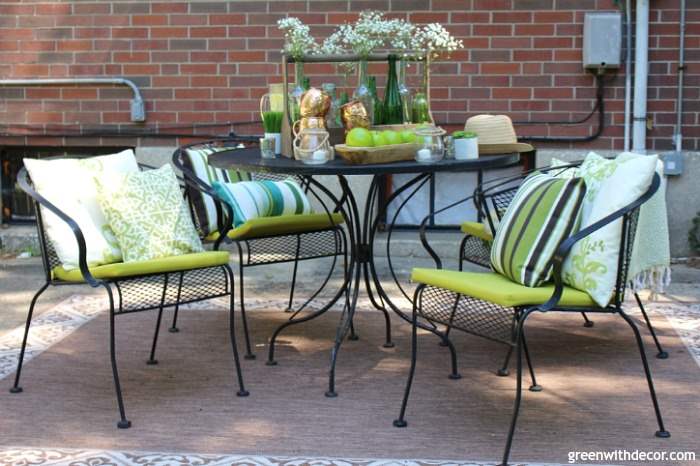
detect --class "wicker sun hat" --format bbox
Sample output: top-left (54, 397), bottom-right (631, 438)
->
top-left (464, 114), bottom-right (534, 155)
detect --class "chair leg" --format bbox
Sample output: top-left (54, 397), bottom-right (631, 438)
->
top-left (498, 346), bottom-right (513, 377)
top-left (521, 327), bottom-right (541, 392)
top-left (104, 284), bottom-right (131, 429)
top-left (225, 266), bottom-right (249, 398)
top-left (500, 308), bottom-right (535, 466)
top-left (634, 292), bottom-right (668, 359)
top-left (581, 312), bottom-right (594, 327)
top-left (285, 245), bottom-right (300, 313)
top-left (618, 308), bottom-right (670, 438)
top-left (10, 282), bottom-right (49, 394)
top-left (393, 296), bottom-right (420, 428)
top-left (147, 275), bottom-right (169, 365)
top-left (237, 257), bottom-right (255, 360)
top-left (168, 272), bottom-right (185, 333)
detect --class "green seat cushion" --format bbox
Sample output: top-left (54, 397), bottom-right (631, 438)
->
top-left (411, 268), bottom-right (596, 308)
top-left (460, 221), bottom-right (493, 242)
top-left (52, 251), bottom-right (230, 282)
top-left (206, 212), bottom-right (345, 242)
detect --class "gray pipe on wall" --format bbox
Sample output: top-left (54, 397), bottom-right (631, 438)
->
top-left (0, 77), bottom-right (146, 122)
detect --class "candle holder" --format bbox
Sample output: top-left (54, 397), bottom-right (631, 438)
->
top-left (293, 127), bottom-right (334, 165)
top-left (414, 125), bottom-right (446, 163)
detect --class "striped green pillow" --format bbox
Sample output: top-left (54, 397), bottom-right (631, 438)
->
top-left (490, 172), bottom-right (586, 288)
top-left (183, 146), bottom-right (251, 236)
top-left (212, 179), bottom-right (312, 228)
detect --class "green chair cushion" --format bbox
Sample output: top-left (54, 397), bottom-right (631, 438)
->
top-left (411, 268), bottom-right (596, 308)
top-left (52, 251), bottom-right (230, 282)
top-left (206, 212), bottom-right (344, 241)
top-left (460, 221), bottom-right (493, 242)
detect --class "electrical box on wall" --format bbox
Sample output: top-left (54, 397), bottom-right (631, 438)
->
top-left (583, 12), bottom-right (622, 70)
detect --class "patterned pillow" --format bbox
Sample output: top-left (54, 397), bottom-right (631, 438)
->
top-left (182, 146), bottom-right (251, 236)
top-left (490, 172), bottom-right (586, 288)
top-left (562, 152), bottom-right (658, 307)
top-left (96, 165), bottom-right (204, 263)
top-left (212, 179), bottom-right (312, 228)
top-left (23, 149), bottom-right (139, 270)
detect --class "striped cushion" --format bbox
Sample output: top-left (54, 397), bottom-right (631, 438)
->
top-left (490, 172), bottom-right (586, 288)
top-left (182, 146), bottom-right (251, 236)
top-left (212, 179), bottom-right (312, 228)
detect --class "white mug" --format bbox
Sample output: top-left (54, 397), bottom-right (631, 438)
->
top-left (454, 136), bottom-right (478, 160)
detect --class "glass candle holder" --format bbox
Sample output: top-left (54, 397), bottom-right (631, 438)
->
top-left (259, 137), bottom-right (276, 159)
top-left (414, 125), bottom-right (446, 163)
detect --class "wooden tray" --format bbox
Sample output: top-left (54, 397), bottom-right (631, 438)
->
top-left (335, 143), bottom-right (421, 164)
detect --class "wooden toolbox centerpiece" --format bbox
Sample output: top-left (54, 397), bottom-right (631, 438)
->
top-left (334, 123), bottom-right (421, 164)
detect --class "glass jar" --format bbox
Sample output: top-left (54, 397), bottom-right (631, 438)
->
top-left (352, 59), bottom-right (374, 126)
top-left (414, 125), bottom-right (446, 163)
top-left (321, 83), bottom-right (341, 129)
top-left (293, 127), bottom-right (334, 165)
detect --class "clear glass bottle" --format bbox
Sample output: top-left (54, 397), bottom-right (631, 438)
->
top-left (322, 82), bottom-right (341, 129)
top-left (398, 57), bottom-right (412, 124)
top-left (289, 62), bottom-right (305, 122)
top-left (352, 59), bottom-right (374, 125)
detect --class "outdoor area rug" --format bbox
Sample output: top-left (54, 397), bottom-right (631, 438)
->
top-left (1, 294), bottom-right (699, 466)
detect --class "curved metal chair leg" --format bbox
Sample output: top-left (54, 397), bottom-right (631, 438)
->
top-left (521, 327), bottom-right (541, 392)
top-left (498, 346), bottom-right (513, 377)
top-left (237, 255), bottom-right (255, 360)
top-left (168, 272), bottom-right (185, 333)
top-left (500, 308), bottom-right (535, 466)
top-left (581, 312), bottom-right (594, 327)
top-left (147, 275), bottom-right (169, 365)
top-left (618, 308), bottom-right (670, 438)
top-left (225, 266), bottom-right (249, 397)
top-left (393, 295), bottom-right (420, 428)
top-left (634, 292), bottom-right (668, 359)
top-left (285, 241), bottom-right (301, 313)
top-left (10, 282), bottom-right (49, 394)
top-left (104, 284), bottom-right (131, 429)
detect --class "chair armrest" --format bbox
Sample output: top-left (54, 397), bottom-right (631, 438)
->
top-left (418, 193), bottom-right (478, 270)
top-left (541, 173), bottom-right (661, 311)
top-left (17, 167), bottom-right (101, 288)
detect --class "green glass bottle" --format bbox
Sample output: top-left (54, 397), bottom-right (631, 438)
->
top-left (368, 76), bottom-right (383, 125)
top-left (412, 92), bottom-right (430, 123)
top-left (382, 55), bottom-right (403, 125)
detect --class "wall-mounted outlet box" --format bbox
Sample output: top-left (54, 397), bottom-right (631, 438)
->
top-left (661, 151), bottom-right (684, 176)
top-left (583, 12), bottom-right (622, 71)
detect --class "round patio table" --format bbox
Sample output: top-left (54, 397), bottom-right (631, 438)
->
top-left (208, 148), bottom-right (520, 396)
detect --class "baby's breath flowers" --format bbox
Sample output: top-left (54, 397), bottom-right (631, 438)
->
top-left (277, 17), bottom-right (318, 59)
top-left (411, 23), bottom-right (464, 59)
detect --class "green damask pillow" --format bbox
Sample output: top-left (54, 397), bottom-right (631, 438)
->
top-left (96, 165), bottom-right (204, 263)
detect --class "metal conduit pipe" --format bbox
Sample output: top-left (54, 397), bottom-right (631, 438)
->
top-left (0, 77), bottom-right (146, 122)
top-left (674, 0), bottom-right (687, 152)
top-left (632, 0), bottom-right (650, 152)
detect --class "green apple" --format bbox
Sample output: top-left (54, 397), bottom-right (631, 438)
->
top-left (383, 130), bottom-right (403, 145)
top-left (399, 130), bottom-right (417, 144)
top-left (372, 131), bottom-right (388, 146)
top-left (346, 127), bottom-right (373, 147)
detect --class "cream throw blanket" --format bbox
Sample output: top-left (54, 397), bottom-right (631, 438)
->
top-left (618, 153), bottom-right (672, 295)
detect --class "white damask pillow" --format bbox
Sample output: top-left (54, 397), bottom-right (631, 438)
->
top-left (24, 149), bottom-right (139, 270)
top-left (562, 152), bottom-right (658, 307)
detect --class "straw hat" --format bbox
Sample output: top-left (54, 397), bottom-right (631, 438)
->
top-left (464, 114), bottom-right (534, 154)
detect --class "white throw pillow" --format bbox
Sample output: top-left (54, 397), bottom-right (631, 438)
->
top-left (24, 149), bottom-right (139, 270)
top-left (562, 152), bottom-right (658, 307)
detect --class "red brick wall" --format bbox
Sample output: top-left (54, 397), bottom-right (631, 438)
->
top-left (0, 0), bottom-right (698, 151)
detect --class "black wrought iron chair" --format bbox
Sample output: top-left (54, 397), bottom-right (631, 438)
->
top-left (10, 161), bottom-right (248, 429)
top-left (394, 172), bottom-right (669, 465)
top-left (171, 138), bottom-right (349, 364)
top-left (455, 163), bottom-right (668, 373)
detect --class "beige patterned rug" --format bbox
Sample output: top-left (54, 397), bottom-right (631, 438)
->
top-left (1, 294), bottom-right (699, 466)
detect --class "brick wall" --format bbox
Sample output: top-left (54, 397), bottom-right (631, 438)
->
top-left (0, 0), bottom-right (698, 151)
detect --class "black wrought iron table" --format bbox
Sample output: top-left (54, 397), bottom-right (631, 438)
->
top-left (209, 148), bottom-right (520, 396)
